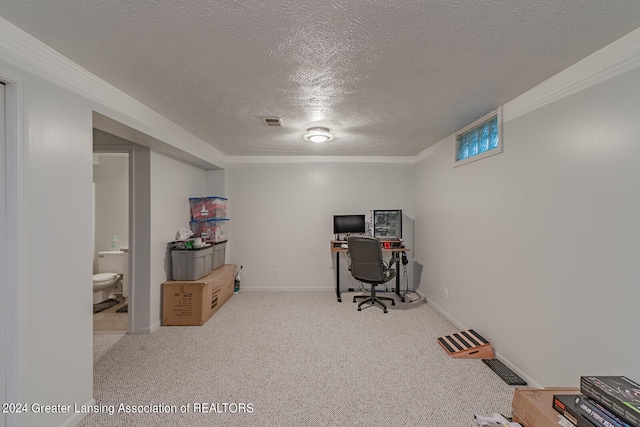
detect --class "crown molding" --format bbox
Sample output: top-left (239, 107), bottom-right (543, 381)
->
top-left (413, 135), bottom-right (454, 163)
top-left (3, 17), bottom-right (639, 168)
top-left (225, 155), bottom-right (416, 165)
top-left (411, 27), bottom-right (640, 162)
top-left (0, 17), bottom-right (226, 169)
top-left (0, 18), bottom-right (144, 117)
top-left (503, 26), bottom-right (640, 122)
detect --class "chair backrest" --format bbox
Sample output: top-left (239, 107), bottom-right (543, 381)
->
top-left (347, 235), bottom-right (386, 284)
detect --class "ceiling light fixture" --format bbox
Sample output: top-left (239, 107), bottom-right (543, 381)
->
top-left (303, 127), bottom-right (334, 143)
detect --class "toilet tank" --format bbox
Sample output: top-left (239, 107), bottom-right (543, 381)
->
top-left (97, 251), bottom-right (124, 274)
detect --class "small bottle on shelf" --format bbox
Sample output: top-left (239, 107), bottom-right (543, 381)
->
top-left (111, 235), bottom-right (119, 250)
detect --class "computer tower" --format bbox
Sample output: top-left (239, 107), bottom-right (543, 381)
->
top-left (373, 210), bottom-right (402, 239)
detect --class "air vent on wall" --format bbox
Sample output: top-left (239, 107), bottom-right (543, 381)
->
top-left (263, 117), bottom-right (282, 127)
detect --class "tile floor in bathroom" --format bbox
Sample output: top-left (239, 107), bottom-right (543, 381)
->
top-left (93, 295), bottom-right (128, 332)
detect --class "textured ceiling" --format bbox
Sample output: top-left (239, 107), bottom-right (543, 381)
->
top-left (1, 1), bottom-right (640, 156)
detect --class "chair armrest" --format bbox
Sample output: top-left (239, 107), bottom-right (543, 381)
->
top-left (384, 257), bottom-right (400, 269)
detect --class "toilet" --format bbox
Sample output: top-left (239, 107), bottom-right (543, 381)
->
top-left (93, 250), bottom-right (124, 304)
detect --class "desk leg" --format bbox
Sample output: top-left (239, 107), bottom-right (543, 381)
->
top-left (335, 251), bottom-right (342, 302)
top-left (394, 252), bottom-right (405, 302)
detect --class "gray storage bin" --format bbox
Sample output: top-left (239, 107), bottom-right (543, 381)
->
top-left (171, 246), bottom-right (214, 281)
top-left (211, 241), bottom-right (227, 270)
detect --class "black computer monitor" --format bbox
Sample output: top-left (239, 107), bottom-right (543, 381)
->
top-left (333, 214), bottom-right (366, 236)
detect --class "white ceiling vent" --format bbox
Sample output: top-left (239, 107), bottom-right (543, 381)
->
top-left (263, 117), bottom-right (282, 127)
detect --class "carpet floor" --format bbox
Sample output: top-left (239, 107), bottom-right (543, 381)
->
top-left (79, 291), bottom-right (518, 426)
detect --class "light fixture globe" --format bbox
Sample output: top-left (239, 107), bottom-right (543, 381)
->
top-left (303, 127), bottom-right (334, 143)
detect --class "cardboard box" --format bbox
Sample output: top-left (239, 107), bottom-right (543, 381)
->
top-left (512, 387), bottom-right (580, 427)
top-left (162, 264), bottom-right (235, 326)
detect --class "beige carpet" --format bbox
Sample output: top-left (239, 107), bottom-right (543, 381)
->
top-left (79, 291), bottom-right (517, 426)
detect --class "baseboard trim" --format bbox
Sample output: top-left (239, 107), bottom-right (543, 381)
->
top-left (492, 350), bottom-right (541, 389)
top-left (424, 296), bottom-right (466, 331)
top-left (149, 320), bottom-right (161, 334)
top-left (132, 320), bottom-right (161, 335)
top-left (238, 287), bottom-right (335, 292)
top-left (423, 293), bottom-right (540, 388)
top-left (58, 398), bottom-right (96, 427)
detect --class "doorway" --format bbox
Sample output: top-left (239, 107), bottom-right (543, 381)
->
top-left (92, 152), bottom-right (130, 332)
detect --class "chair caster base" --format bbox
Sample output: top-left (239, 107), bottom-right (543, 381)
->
top-left (354, 290), bottom-right (395, 313)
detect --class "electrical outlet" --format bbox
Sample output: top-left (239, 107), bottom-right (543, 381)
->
top-left (274, 269), bottom-right (279, 277)
top-left (444, 288), bottom-right (448, 299)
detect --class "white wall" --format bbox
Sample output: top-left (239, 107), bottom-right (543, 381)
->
top-left (207, 169), bottom-right (226, 198)
top-left (0, 17), bottom-right (224, 427)
top-left (7, 74), bottom-right (94, 427)
top-left (149, 151), bottom-right (208, 328)
top-left (226, 162), bottom-right (415, 291)
top-left (414, 35), bottom-right (640, 387)
top-left (2, 10), bottom-right (639, 426)
top-left (92, 138), bottom-right (213, 333)
top-left (93, 153), bottom-right (129, 268)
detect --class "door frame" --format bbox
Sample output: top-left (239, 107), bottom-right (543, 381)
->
top-left (1, 67), bottom-right (29, 427)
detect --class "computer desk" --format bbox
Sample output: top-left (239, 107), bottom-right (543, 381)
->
top-left (331, 240), bottom-right (409, 303)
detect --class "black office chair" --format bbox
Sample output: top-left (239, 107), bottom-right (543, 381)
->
top-left (347, 235), bottom-right (398, 313)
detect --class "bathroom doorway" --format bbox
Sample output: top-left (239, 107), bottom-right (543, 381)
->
top-left (92, 152), bottom-right (130, 332)
top-left (93, 121), bottom-right (155, 335)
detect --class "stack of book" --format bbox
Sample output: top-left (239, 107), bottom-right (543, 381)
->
top-left (552, 376), bottom-right (640, 427)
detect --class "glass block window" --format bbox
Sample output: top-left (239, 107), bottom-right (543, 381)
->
top-left (454, 108), bottom-right (502, 166)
